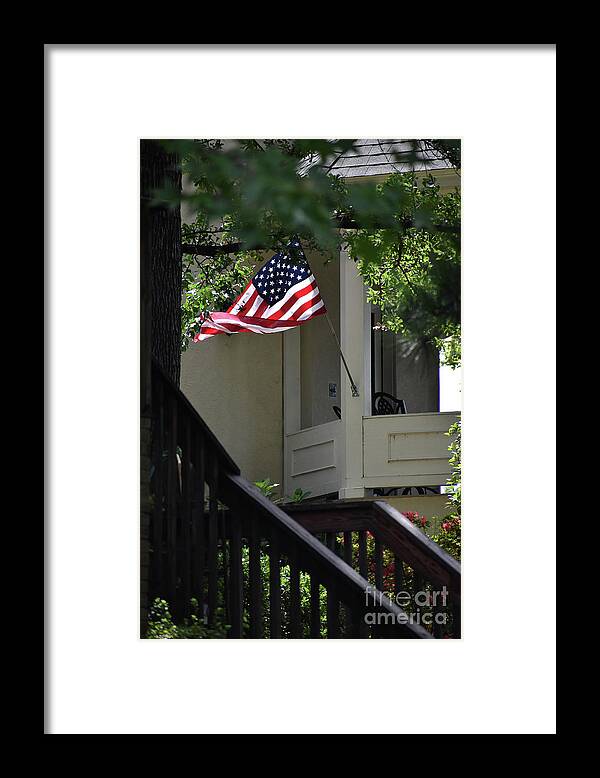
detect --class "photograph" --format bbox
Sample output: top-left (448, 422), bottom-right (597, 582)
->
top-left (140, 139), bottom-right (462, 639)
top-left (47, 44), bottom-right (556, 735)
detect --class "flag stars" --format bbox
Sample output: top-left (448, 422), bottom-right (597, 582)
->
top-left (249, 242), bottom-right (316, 306)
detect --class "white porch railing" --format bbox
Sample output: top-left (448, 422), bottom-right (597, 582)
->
top-left (362, 411), bottom-right (460, 489)
top-left (284, 411), bottom-right (459, 499)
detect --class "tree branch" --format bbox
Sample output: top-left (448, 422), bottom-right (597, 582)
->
top-left (181, 215), bottom-right (458, 256)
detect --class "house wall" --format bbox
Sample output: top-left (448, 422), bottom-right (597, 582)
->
top-left (180, 175), bottom-right (284, 490)
top-left (181, 245), bottom-right (339, 487)
top-left (300, 250), bottom-right (341, 429)
top-left (180, 322), bottom-right (284, 489)
top-left (179, 165), bottom-right (457, 498)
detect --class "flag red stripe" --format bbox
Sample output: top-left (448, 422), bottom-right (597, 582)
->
top-left (226, 280), bottom-right (253, 313)
top-left (209, 313), bottom-right (301, 330)
top-left (195, 304), bottom-right (327, 337)
top-left (265, 281), bottom-right (318, 322)
top-left (254, 299), bottom-right (269, 317)
top-left (288, 292), bottom-right (322, 321)
top-left (237, 288), bottom-right (259, 315)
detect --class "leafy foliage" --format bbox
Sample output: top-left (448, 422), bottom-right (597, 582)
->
top-left (254, 478), bottom-right (311, 505)
top-left (145, 598), bottom-right (179, 639)
top-left (145, 597), bottom-right (229, 639)
top-left (345, 173), bottom-right (461, 368)
top-left (253, 477), bottom-right (281, 504)
top-left (159, 140), bottom-right (460, 365)
top-left (445, 420), bottom-right (461, 516)
top-left (431, 516), bottom-right (461, 562)
top-left (285, 487), bottom-right (312, 504)
top-left (430, 419), bottom-right (462, 560)
top-left (276, 554), bottom-right (327, 638)
top-left (162, 139), bottom-right (358, 252)
top-left (181, 215), bottom-right (258, 349)
top-left (422, 139), bottom-right (461, 169)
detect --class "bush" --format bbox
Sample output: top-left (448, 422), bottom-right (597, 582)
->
top-left (253, 478), bottom-right (311, 505)
top-left (430, 419), bottom-right (461, 561)
top-left (430, 516), bottom-right (461, 561)
top-left (145, 597), bottom-right (229, 639)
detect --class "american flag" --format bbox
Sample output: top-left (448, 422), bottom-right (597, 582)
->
top-left (194, 239), bottom-right (327, 342)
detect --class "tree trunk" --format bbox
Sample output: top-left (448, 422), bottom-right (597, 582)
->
top-left (140, 139), bottom-right (182, 386)
top-left (140, 140), bottom-right (181, 635)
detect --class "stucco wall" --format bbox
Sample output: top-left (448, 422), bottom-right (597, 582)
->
top-left (181, 332), bottom-right (283, 488)
top-left (300, 251), bottom-right (341, 429)
top-left (180, 182), bottom-right (283, 489)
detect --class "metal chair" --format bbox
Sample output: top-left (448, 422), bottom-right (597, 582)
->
top-left (372, 392), bottom-right (407, 416)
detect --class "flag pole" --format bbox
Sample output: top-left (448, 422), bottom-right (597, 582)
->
top-left (325, 312), bottom-right (360, 397)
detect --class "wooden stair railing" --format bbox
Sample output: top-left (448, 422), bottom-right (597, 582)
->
top-left (148, 359), bottom-right (432, 638)
top-left (285, 501), bottom-right (461, 638)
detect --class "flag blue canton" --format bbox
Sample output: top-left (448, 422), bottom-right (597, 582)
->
top-left (251, 240), bottom-right (311, 306)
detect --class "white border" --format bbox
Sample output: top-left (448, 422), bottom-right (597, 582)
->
top-left (47, 44), bottom-right (556, 734)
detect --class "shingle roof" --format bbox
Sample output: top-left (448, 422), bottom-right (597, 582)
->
top-left (298, 139), bottom-right (454, 179)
